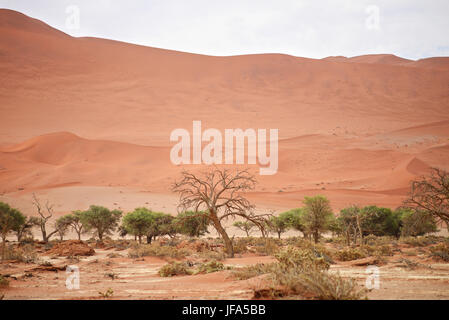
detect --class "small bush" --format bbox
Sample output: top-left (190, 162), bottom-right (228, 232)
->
top-left (128, 243), bottom-right (188, 259)
top-left (231, 263), bottom-right (278, 280)
top-left (429, 243), bottom-right (449, 262)
top-left (0, 275), bottom-right (9, 287)
top-left (98, 288), bottom-right (114, 298)
top-left (3, 244), bottom-right (40, 264)
top-left (296, 270), bottom-right (366, 300)
top-left (275, 246), bottom-right (330, 271)
top-left (335, 247), bottom-right (368, 261)
top-left (236, 245), bottom-right (365, 300)
top-left (232, 239), bottom-right (249, 254)
top-left (400, 236), bottom-right (440, 247)
top-left (158, 261), bottom-right (191, 277)
top-left (362, 244), bottom-right (393, 257)
top-left (363, 235), bottom-right (395, 246)
top-left (195, 260), bottom-right (225, 274)
top-left (196, 250), bottom-right (227, 261)
top-left (255, 238), bottom-right (279, 256)
top-left (271, 247), bottom-right (365, 300)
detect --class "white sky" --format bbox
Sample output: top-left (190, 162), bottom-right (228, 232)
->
top-left (1, 0), bottom-right (448, 60)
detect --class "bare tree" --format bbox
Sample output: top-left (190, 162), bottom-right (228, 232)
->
top-left (31, 193), bottom-right (58, 243)
top-left (172, 168), bottom-right (269, 257)
top-left (403, 167), bottom-right (449, 231)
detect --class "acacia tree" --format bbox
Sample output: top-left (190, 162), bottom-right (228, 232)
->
top-left (267, 215), bottom-right (289, 239)
top-left (302, 195), bottom-right (334, 243)
top-left (360, 206), bottom-right (402, 238)
top-left (31, 193), bottom-right (59, 243)
top-left (122, 208), bottom-right (154, 244)
top-left (67, 211), bottom-right (86, 240)
top-left (146, 212), bottom-right (175, 243)
top-left (278, 208), bottom-right (308, 238)
top-left (0, 202), bottom-right (25, 261)
top-left (54, 216), bottom-right (71, 241)
top-left (175, 211), bottom-right (209, 238)
top-left (338, 206), bottom-right (363, 246)
top-left (399, 208), bottom-right (437, 237)
top-left (81, 205), bottom-right (122, 241)
top-left (403, 167), bottom-right (449, 232)
top-left (14, 216), bottom-right (35, 242)
top-left (233, 221), bottom-right (256, 237)
top-left (172, 168), bottom-right (269, 257)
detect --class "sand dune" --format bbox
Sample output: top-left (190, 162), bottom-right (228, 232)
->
top-left (0, 9), bottom-right (449, 214)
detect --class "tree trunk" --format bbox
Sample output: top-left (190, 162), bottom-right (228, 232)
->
top-left (210, 211), bottom-right (234, 258)
top-left (42, 227), bottom-right (48, 243)
top-left (1, 236), bottom-right (6, 262)
top-left (277, 231), bottom-right (281, 239)
top-left (77, 232), bottom-right (81, 241)
top-left (146, 236), bottom-right (152, 244)
top-left (313, 230), bottom-right (319, 244)
top-left (138, 235), bottom-right (142, 244)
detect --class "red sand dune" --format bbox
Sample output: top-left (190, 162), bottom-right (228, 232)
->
top-left (0, 9), bottom-right (449, 214)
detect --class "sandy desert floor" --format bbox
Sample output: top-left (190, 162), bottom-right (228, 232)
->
top-left (1, 240), bottom-right (449, 300)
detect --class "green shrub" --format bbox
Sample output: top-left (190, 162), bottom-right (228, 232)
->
top-left (335, 247), bottom-right (368, 261)
top-left (399, 209), bottom-right (438, 237)
top-left (98, 288), bottom-right (114, 298)
top-left (362, 235), bottom-right (395, 246)
top-left (128, 243), bottom-right (188, 259)
top-left (430, 243), bottom-right (449, 262)
top-left (293, 239), bottom-right (334, 263)
top-left (400, 236), bottom-right (439, 247)
top-left (232, 239), bottom-right (249, 254)
top-left (234, 245), bottom-right (365, 300)
top-left (295, 270), bottom-right (366, 300)
top-left (3, 244), bottom-right (40, 263)
top-left (196, 249), bottom-right (227, 261)
top-left (195, 260), bottom-right (225, 274)
top-left (275, 246), bottom-right (330, 271)
top-left (0, 275), bottom-right (9, 287)
top-left (255, 238), bottom-right (279, 256)
top-left (231, 263), bottom-right (278, 280)
top-left (271, 247), bottom-right (365, 300)
top-left (362, 244), bottom-right (393, 257)
top-left (158, 261), bottom-right (191, 277)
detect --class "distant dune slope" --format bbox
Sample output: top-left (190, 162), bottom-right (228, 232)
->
top-left (0, 9), bottom-right (448, 210)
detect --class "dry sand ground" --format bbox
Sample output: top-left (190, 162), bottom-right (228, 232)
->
top-left (1, 243), bottom-right (449, 300)
top-left (1, 9), bottom-right (449, 300)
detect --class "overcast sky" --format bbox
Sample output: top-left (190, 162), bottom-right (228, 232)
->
top-left (1, 0), bottom-right (448, 60)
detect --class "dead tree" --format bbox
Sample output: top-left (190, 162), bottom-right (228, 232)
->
top-left (172, 168), bottom-right (270, 257)
top-left (31, 193), bottom-right (58, 243)
top-left (403, 167), bottom-right (449, 231)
